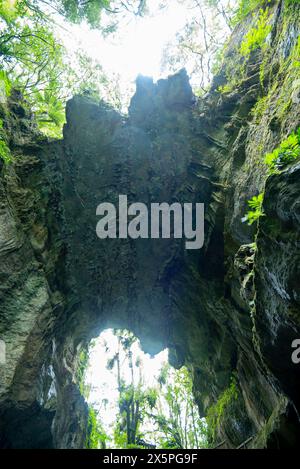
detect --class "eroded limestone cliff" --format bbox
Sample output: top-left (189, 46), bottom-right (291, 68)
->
top-left (0, 0), bottom-right (299, 448)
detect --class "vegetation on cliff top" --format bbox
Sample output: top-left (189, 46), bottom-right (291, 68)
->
top-left (239, 7), bottom-right (271, 57)
top-left (0, 0), bottom-right (274, 139)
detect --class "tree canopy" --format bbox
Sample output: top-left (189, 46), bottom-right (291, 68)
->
top-left (0, 0), bottom-right (145, 136)
top-left (0, 0), bottom-right (265, 138)
top-left (82, 329), bottom-right (208, 449)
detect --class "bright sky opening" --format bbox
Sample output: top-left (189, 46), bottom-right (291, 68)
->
top-left (55, 0), bottom-right (227, 106)
top-left (85, 329), bottom-right (168, 443)
top-left (62, 1), bottom-right (189, 80)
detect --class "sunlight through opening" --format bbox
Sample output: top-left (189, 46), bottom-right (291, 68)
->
top-left (82, 329), bottom-right (208, 449)
top-left (54, 0), bottom-right (235, 108)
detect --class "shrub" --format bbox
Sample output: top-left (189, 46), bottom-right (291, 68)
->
top-left (86, 407), bottom-right (108, 449)
top-left (0, 139), bottom-right (11, 163)
top-left (242, 130), bottom-right (300, 227)
top-left (242, 193), bottom-right (265, 225)
top-left (265, 128), bottom-right (300, 171)
top-left (240, 8), bottom-right (272, 57)
top-left (292, 36), bottom-right (300, 69)
top-left (0, 70), bottom-right (11, 99)
top-left (231, 0), bottom-right (266, 27)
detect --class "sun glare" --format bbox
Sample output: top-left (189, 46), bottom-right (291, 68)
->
top-left (56, 0), bottom-right (200, 103)
top-left (84, 6), bottom-right (186, 77)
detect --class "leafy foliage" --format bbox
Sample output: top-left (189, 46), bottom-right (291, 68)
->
top-left (0, 139), bottom-right (11, 163)
top-left (0, 9), bottom-right (112, 136)
top-left (240, 8), bottom-right (271, 57)
top-left (161, 0), bottom-right (234, 92)
top-left (264, 128), bottom-right (300, 172)
top-left (162, 0), bottom-right (272, 92)
top-left (0, 114), bottom-right (11, 163)
top-left (84, 329), bottom-right (208, 449)
top-left (251, 94), bottom-right (268, 121)
top-left (285, 0), bottom-right (300, 5)
top-left (230, 0), bottom-right (266, 26)
top-left (0, 0), bottom-right (141, 137)
top-left (0, 70), bottom-right (11, 98)
top-left (77, 344), bottom-right (108, 448)
top-left (292, 36), bottom-right (300, 69)
top-left (206, 376), bottom-right (238, 443)
top-left (86, 406), bottom-right (108, 449)
top-left (60, 0), bottom-right (110, 27)
top-left (151, 365), bottom-right (208, 449)
top-left (242, 193), bottom-right (265, 226)
top-left (217, 3), bottom-right (274, 95)
top-left (76, 346), bottom-right (91, 398)
top-left (242, 130), bottom-right (300, 227)
top-left (106, 330), bottom-right (159, 448)
top-left (59, 0), bottom-right (146, 27)
top-left (0, 0), bottom-right (147, 27)
top-left (1, 17), bottom-right (69, 136)
top-left (0, 0), bottom-right (27, 23)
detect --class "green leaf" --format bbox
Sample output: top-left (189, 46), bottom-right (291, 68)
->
top-left (264, 129), bottom-right (300, 172)
top-left (242, 192), bottom-right (265, 226)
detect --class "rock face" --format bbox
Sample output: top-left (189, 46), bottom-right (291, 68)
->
top-left (0, 0), bottom-right (300, 449)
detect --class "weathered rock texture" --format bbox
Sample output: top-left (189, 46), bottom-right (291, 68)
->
top-left (0, 0), bottom-right (300, 448)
